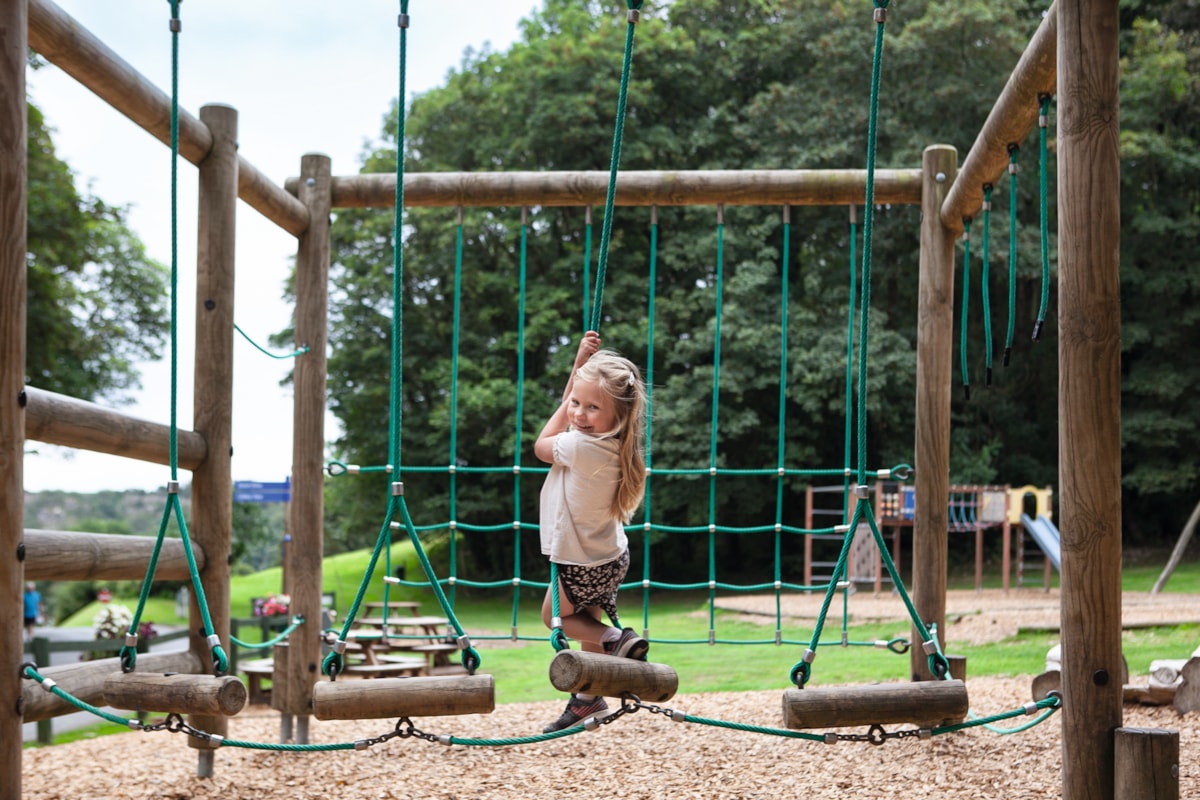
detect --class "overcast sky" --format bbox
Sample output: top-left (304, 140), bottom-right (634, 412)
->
top-left (24, 1), bottom-right (542, 493)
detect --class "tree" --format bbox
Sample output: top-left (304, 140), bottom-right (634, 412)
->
top-left (316, 0), bottom-right (1200, 573)
top-left (26, 93), bottom-right (170, 404)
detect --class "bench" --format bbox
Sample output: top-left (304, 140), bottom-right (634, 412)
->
top-left (341, 658), bottom-right (427, 678)
top-left (241, 659), bottom-right (275, 705)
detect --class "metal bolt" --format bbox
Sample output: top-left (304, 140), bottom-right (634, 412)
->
top-left (935, 172), bottom-right (946, 183)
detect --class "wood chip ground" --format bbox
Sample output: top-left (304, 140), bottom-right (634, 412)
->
top-left (21, 589), bottom-right (1200, 799)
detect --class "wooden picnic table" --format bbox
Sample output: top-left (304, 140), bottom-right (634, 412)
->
top-left (362, 600), bottom-right (422, 615)
top-left (355, 615), bottom-right (448, 634)
top-left (337, 616), bottom-right (451, 666)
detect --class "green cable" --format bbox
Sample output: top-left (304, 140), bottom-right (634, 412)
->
top-left (387, 0), bottom-right (410, 475)
top-left (640, 207), bottom-right (659, 637)
top-left (234, 323), bottom-right (309, 359)
top-left (959, 217), bottom-right (972, 401)
top-left (582, 207), bottom-right (593, 332)
top-left (775, 207), bottom-right (791, 638)
top-left (122, 0), bottom-right (226, 677)
top-left (1004, 143), bottom-right (1019, 365)
top-left (706, 206), bottom-right (726, 641)
top-left (980, 184), bottom-right (994, 384)
top-left (588, 1), bottom-right (644, 332)
top-left (230, 616), bottom-right (304, 649)
top-left (449, 211), bottom-right (465, 608)
top-left (843, 206), bottom-right (857, 520)
top-left (514, 209), bottom-right (529, 634)
top-left (1034, 93), bottom-right (1052, 341)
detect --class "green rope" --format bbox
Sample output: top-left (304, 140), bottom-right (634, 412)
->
top-left (121, 0), bottom-right (226, 677)
top-left (587, 1), bottom-right (644, 332)
top-left (1034, 93), bottom-right (1052, 341)
top-left (706, 206), bottom-right (726, 640)
top-left (229, 616), bottom-right (304, 649)
top-left (775, 207), bottom-right (792, 637)
top-left (980, 184), bottom-right (994, 384)
top-left (958, 217), bottom-right (972, 401)
top-left (640, 207), bottom-right (659, 637)
top-left (1004, 143), bottom-right (1019, 365)
top-left (234, 323), bottom-right (309, 359)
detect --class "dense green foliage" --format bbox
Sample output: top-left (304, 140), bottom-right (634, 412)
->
top-left (312, 0), bottom-right (1200, 584)
top-left (25, 92), bottom-right (170, 403)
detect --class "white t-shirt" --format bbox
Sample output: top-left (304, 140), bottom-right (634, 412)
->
top-left (539, 429), bottom-right (627, 566)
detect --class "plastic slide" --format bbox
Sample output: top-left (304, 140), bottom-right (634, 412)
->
top-left (1020, 513), bottom-right (1062, 572)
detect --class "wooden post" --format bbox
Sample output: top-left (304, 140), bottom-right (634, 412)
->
top-left (782, 680), bottom-right (968, 729)
top-left (1057, 0), bottom-right (1122, 798)
top-left (188, 104), bottom-right (239, 768)
top-left (1114, 728), bottom-right (1179, 800)
top-left (312, 674), bottom-right (495, 720)
top-left (911, 144), bottom-right (957, 681)
top-left (0, 1), bottom-right (27, 796)
top-left (282, 154), bottom-right (332, 733)
top-left (104, 673), bottom-right (247, 717)
top-left (548, 651), bottom-right (679, 702)
top-left (23, 529), bottom-right (205, 581)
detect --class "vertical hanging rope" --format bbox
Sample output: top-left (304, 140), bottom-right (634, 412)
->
top-left (640, 206), bottom-right (659, 638)
top-left (587, 1), bottom-right (645, 332)
top-left (1004, 143), bottom-right (1020, 365)
top-left (706, 204), bottom-right (727, 643)
top-left (980, 184), bottom-right (995, 385)
top-left (1033, 93), bottom-right (1052, 341)
top-left (843, 205), bottom-right (858, 523)
top-left (449, 207), bottom-right (465, 609)
top-left (774, 206), bottom-right (792, 639)
top-left (120, 0), bottom-right (227, 677)
top-left (959, 217), bottom-right (972, 401)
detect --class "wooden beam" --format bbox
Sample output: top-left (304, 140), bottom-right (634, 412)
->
top-left (27, 0), bottom-right (310, 237)
top-left (283, 169), bottom-right (925, 210)
top-left (23, 386), bottom-right (207, 471)
top-left (1057, 0), bottom-right (1123, 797)
top-left (1, 0), bottom-right (28, 794)
top-left (21, 651), bottom-right (202, 722)
top-left (782, 680), bottom-right (969, 729)
top-left (548, 650), bottom-right (679, 702)
top-left (940, 2), bottom-right (1058, 232)
top-left (22, 529), bottom-right (205, 581)
top-left (911, 145), bottom-right (958, 681)
top-left (312, 674), bottom-right (495, 720)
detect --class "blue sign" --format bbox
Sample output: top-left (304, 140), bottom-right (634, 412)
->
top-left (234, 478), bottom-right (291, 504)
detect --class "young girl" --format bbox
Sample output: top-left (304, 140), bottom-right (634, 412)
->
top-left (536, 330), bottom-right (648, 732)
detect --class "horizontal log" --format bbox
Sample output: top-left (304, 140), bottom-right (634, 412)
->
top-left (21, 651), bottom-right (201, 722)
top-left (312, 674), bottom-right (495, 720)
top-left (782, 679), bottom-right (968, 729)
top-left (283, 169), bottom-right (924, 210)
top-left (27, 0), bottom-right (310, 236)
top-left (940, 1), bottom-right (1057, 231)
top-left (23, 529), bottom-right (205, 581)
top-left (548, 650), bottom-right (678, 703)
top-left (104, 672), bottom-right (246, 716)
top-left (23, 385), bottom-right (207, 470)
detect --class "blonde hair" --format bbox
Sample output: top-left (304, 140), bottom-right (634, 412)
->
top-left (575, 350), bottom-right (647, 523)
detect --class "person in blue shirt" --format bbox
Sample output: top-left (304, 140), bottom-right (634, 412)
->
top-left (24, 582), bottom-right (43, 640)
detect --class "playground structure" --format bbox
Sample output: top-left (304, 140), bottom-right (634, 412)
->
top-left (804, 482), bottom-right (1056, 593)
top-left (0, 3), bottom-right (1147, 800)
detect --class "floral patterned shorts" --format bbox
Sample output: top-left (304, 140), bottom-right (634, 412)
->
top-left (556, 549), bottom-right (630, 626)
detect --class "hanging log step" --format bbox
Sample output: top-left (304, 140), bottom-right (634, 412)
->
top-left (312, 674), bottom-right (495, 720)
top-left (782, 679), bottom-right (968, 729)
top-left (103, 672), bottom-right (246, 716)
top-left (549, 650), bottom-right (678, 703)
